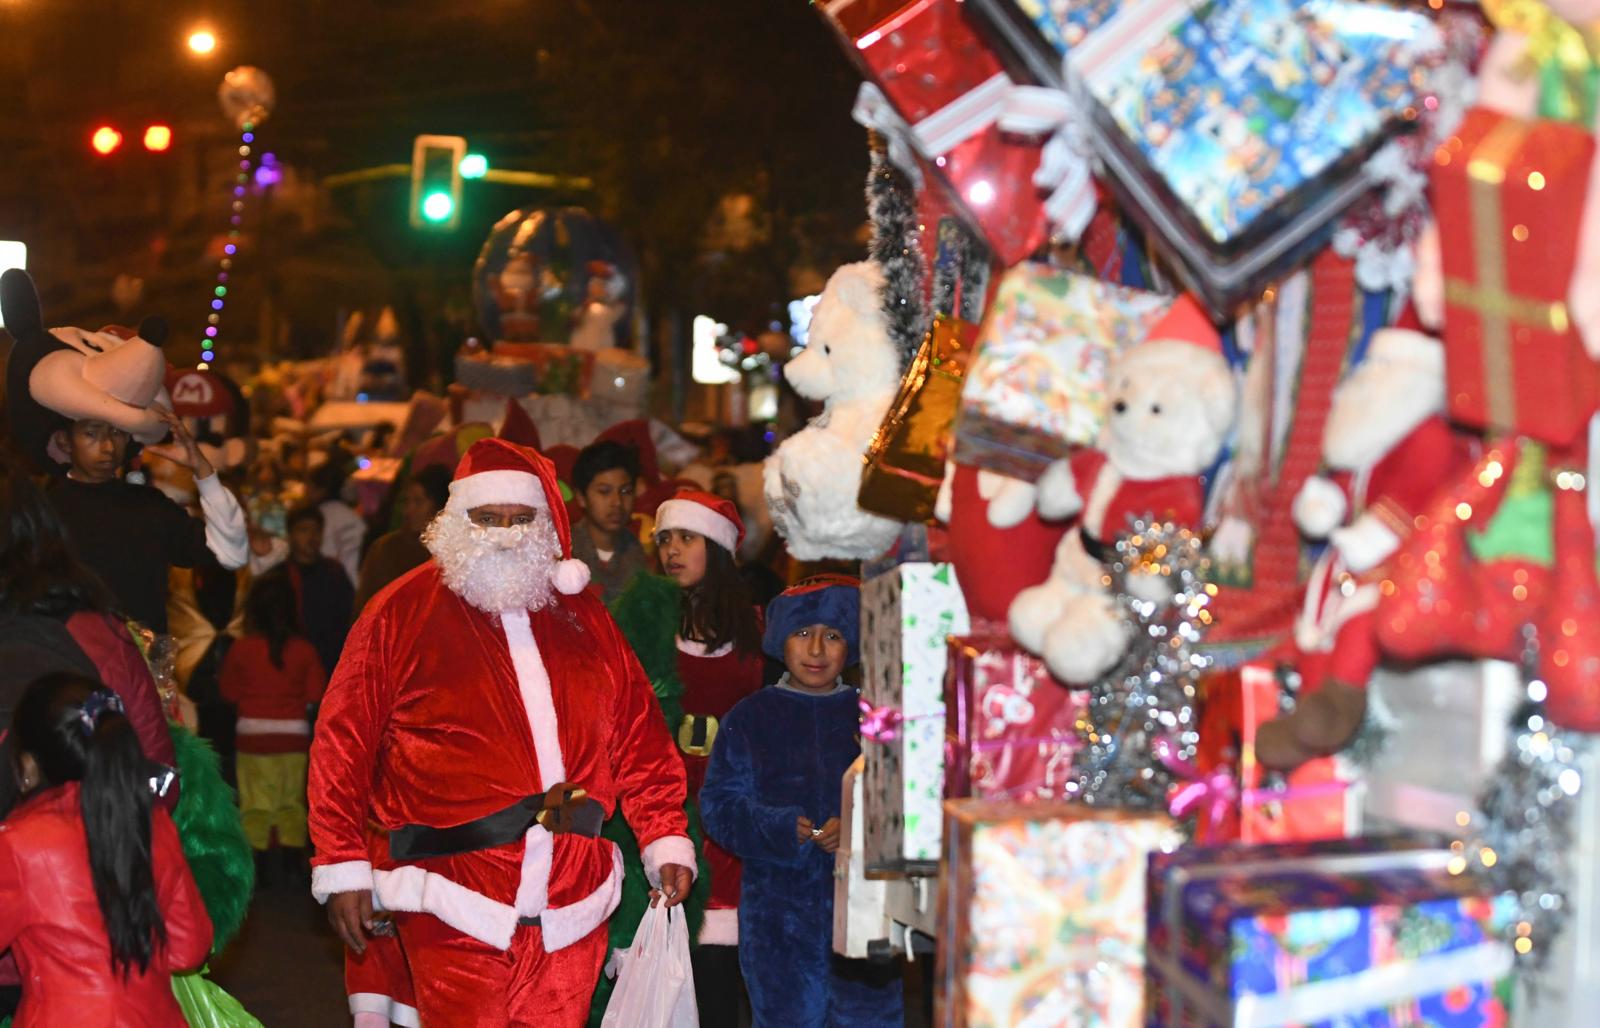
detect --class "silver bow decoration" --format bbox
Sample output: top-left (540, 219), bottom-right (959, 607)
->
top-left (852, 82), bottom-right (924, 188)
top-left (997, 84), bottom-right (1098, 243)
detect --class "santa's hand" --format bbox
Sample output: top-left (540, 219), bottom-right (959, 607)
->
top-left (649, 864), bottom-right (694, 909)
top-left (1291, 475), bottom-right (1348, 540)
top-left (1330, 513), bottom-right (1401, 573)
top-left (1036, 460), bottom-right (1083, 521)
top-left (327, 890), bottom-right (377, 955)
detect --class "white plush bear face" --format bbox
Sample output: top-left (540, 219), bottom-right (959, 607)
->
top-left (783, 260), bottom-right (898, 403)
top-left (1101, 340), bottom-right (1237, 480)
top-left (1322, 328), bottom-right (1445, 471)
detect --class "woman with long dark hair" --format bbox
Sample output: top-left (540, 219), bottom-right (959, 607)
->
top-left (0, 456), bottom-right (175, 817)
top-left (588, 489), bottom-right (765, 1024)
top-left (0, 671), bottom-right (212, 1025)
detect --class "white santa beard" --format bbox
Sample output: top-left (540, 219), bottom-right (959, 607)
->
top-left (422, 512), bottom-right (560, 613)
top-left (1322, 364), bottom-right (1443, 471)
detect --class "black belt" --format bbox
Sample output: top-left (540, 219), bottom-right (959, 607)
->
top-left (1079, 529), bottom-right (1116, 567)
top-left (389, 783), bottom-right (604, 862)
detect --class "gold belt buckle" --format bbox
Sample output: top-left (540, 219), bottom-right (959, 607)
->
top-left (676, 713), bottom-right (720, 758)
top-left (534, 783), bottom-right (590, 834)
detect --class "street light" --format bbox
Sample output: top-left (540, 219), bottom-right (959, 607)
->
top-left (187, 29), bottom-right (217, 55)
top-left (143, 125), bottom-right (173, 152)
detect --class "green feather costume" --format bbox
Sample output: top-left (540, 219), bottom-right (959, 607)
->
top-left (587, 574), bottom-right (712, 1026)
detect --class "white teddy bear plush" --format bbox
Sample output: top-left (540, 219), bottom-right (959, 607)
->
top-left (763, 261), bottom-right (904, 561)
top-left (1007, 296), bottom-right (1238, 684)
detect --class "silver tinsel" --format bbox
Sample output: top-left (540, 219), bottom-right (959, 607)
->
top-left (1455, 655), bottom-right (1587, 969)
top-left (1069, 519), bottom-right (1213, 810)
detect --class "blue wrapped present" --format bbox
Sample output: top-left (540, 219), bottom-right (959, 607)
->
top-left (1146, 837), bottom-right (1519, 1026)
top-left (1068, 0), bottom-right (1439, 314)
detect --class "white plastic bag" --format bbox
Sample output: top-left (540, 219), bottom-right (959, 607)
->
top-left (600, 903), bottom-right (699, 1028)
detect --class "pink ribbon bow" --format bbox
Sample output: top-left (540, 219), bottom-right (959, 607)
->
top-left (1153, 738), bottom-right (1238, 837)
top-left (858, 700), bottom-right (905, 743)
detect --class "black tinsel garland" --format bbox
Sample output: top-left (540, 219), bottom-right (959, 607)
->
top-left (866, 145), bottom-right (929, 369)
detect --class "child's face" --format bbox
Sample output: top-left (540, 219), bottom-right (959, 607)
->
top-left (783, 623), bottom-right (848, 691)
top-left (656, 529), bottom-right (708, 589)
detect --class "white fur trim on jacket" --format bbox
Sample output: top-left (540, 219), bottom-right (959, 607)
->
top-left (311, 860), bottom-right (374, 903)
top-left (446, 470), bottom-right (547, 514)
top-left (698, 908), bottom-right (739, 946)
top-left (640, 835), bottom-right (698, 888)
top-left (235, 717), bottom-right (310, 736)
top-left (540, 845), bottom-right (624, 952)
top-left (500, 610), bottom-right (566, 785)
top-left (349, 993), bottom-right (421, 1028)
top-left (654, 498), bottom-right (739, 554)
top-left (369, 841), bottom-right (624, 953)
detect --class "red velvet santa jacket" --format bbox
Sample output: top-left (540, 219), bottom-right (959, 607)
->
top-left (307, 563), bottom-right (694, 953)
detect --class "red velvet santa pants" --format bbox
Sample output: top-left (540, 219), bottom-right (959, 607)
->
top-left (395, 913), bottom-right (608, 1028)
top-left (347, 931), bottom-right (419, 1028)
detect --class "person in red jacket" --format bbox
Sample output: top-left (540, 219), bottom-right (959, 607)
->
top-left (653, 490), bottom-right (765, 1028)
top-left (221, 570), bottom-right (328, 883)
top-left (308, 438), bottom-right (693, 1028)
top-left (0, 671), bottom-right (212, 1027)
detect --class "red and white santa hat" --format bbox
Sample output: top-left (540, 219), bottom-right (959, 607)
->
top-left (447, 437), bottom-right (591, 595)
top-left (654, 490), bottom-right (744, 555)
top-left (1145, 294), bottom-right (1223, 355)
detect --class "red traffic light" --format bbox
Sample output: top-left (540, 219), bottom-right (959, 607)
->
top-left (91, 125), bottom-right (122, 156)
top-left (143, 125), bottom-right (173, 152)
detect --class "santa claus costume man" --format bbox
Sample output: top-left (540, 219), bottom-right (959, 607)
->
top-left (308, 437), bottom-right (696, 1027)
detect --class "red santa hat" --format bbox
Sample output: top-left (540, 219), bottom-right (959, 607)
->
top-left (1145, 294), bottom-right (1222, 355)
top-left (654, 490), bottom-right (744, 555)
top-left (447, 437), bottom-right (591, 595)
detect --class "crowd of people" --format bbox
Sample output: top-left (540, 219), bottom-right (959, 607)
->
top-left (0, 334), bottom-right (900, 1026)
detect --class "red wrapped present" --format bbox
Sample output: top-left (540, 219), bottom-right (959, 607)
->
top-left (1433, 106), bottom-right (1600, 446)
top-left (943, 632), bottom-right (1087, 801)
top-left (824, 0), bottom-right (1054, 264)
top-left (1189, 663), bottom-right (1353, 845)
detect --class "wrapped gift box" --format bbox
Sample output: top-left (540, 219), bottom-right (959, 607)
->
top-left (1231, 662), bottom-right (1358, 845)
top-left (833, 757), bottom-right (893, 959)
top-left (937, 801), bottom-right (1180, 1028)
top-left (491, 341), bottom-right (594, 397)
top-left (952, 263), bottom-right (1171, 480)
top-left (859, 316), bottom-right (977, 522)
top-left (820, 0), bottom-right (1051, 263)
top-left (1432, 106), bottom-right (1600, 446)
top-left (966, 0), bottom-right (1127, 87)
top-left (1069, 0), bottom-right (1437, 315)
top-left (1361, 661), bottom-right (1522, 835)
top-left (1146, 837), bottom-right (1517, 1026)
top-left (944, 631), bottom-right (1088, 802)
top-left (860, 563), bottom-right (972, 870)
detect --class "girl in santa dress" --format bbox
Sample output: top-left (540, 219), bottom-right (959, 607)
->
top-left (652, 490), bottom-right (765, 1028)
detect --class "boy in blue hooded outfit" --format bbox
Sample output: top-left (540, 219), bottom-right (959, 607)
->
top-left (698, 576), bottom-right (902, 1028)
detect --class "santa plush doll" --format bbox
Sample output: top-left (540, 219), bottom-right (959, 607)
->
top-left (1009, 295), bottom-right (1237, 684)
top-left (1255, 323), bottom-right (1475, 769)
top-left (308, 438), bottom-right (695, 1028)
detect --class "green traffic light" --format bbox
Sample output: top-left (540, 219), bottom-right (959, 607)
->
top-left (460, 153), bottom-right (488, 179)
top-left (421, 190), bottom-right (455, 223)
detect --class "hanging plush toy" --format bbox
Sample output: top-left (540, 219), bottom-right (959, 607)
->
top-left (1255, 324), bottom-right (1475, 770)
top-left (934, 462), bottom-right (1069, 627)
top-left (763, 261), bottom-right (904, 561)
top-left (2, 269), bottom-right (173, 473)
top-left (1007, 297), bottom-right (1237, 684)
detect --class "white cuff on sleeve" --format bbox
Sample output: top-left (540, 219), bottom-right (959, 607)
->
top-left (640, 835), bottom-right (697, 888)
top-left (196, 474), bottom-right (249, 570)
top-left (311, 859), bottom-right (374, 904)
